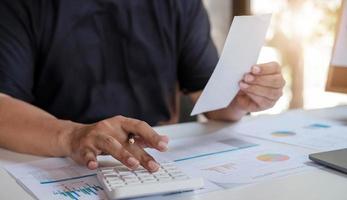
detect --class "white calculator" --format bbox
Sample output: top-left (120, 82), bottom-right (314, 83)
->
top-left (97, 162), bottom-right (204, 199)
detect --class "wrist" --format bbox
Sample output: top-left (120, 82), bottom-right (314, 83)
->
top-left (56, 120), bottom-right (83, 157)
top-left (227, 100), bottom-right (249, 120)
top-left (205, 100), bottom-right (248, 122)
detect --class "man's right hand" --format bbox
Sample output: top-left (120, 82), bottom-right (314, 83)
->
top-left (62, 116), bottom-right (169, 172)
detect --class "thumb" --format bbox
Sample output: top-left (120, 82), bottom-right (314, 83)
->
top-left (83, 150), bottom-right (98, 170)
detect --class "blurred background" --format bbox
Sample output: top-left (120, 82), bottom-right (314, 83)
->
top-left (197, 0), bottom-right (347, 118)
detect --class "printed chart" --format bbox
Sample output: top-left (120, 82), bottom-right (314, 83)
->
top-left (235, 113), bottom-right (347, 151)
top-left (170, 144), bottom-right (317, 196)
top-left (202, 162), bottom-right (236, 174)
top-left (256, 154), bottom-right (290, 162)
top-left (52, 181), bottom-right (103, 200)
top-left (5, 158), bottom-right (106, 200)
top-left (271, 131), bottom-right (296, 137)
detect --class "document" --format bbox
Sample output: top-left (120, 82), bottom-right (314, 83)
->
top-left (191, 14), bottom-right (272, 115)
top-left (5, 158), bottom-right (106, 200)
top-left (143, 145), bottom-right (317, 200)
top-left (148, 127), bottom-right (258, 162)
top-left (145, 128), bottom-right (318, 200)
top-left (175, 145), bottom-right (316, 192)
top-left (235, 112), bottom-right (347, 151)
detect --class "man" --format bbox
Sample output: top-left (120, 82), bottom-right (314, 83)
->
top-left (0, 0), bottom-right (285, 172)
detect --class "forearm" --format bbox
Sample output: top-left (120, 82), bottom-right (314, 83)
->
top-left (0, 93), bottom-right (80, 157)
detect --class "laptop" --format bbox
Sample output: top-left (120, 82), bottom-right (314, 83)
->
top-left (309, 148), bottom-right (347, 174)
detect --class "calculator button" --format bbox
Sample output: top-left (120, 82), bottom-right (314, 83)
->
top-left (104, 174), bottom-right (120, 178)
top-left (107, 178), bottom-right (122, 182)
top-left (140, 176), bottom-right (156, 181)
top-left (174, 175), bottom-right (189, 180)
top-left (135, 169), bottom-right (147, 173)
top-left (157, 177), bottom-right (172, 182)
top-left (152, 171), bottom-right (167, 176)
top-left (123, 177), bottom-right (139, 182)
top-left (153, 173), bottom-right (167, 177)
top-left (100, 167), bottom-right (115, 170)
top-left (137, 175), bottom-right (154, 180)
top-left (169, 171), bottom-right (186, 176)
top-left (141, 179), bottom-right (157, 183)
top-left (118, 172), bottom-right (134, 177)
top-left (117, 166), bottom-right (130, 172)
top-left (101, 169), bottom-right (114, 174)
top-left (110, 182), bottom-right (126, 188)
top-left (140, 177), bottom-right (156, 181)
top-left (107, 180), bottom-right (124, 185)
top-left (106, 177), bottom-right (122, 182)
top-left (135, 173), bottom-right (149, 177)
top-left (125, 180), bottom-right (141, 185)
top-left (103, 173), bottom-right (116, 177)
top-left (121, 173), bottom-right (137, 178)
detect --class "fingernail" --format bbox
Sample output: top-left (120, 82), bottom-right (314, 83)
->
top-left (148, 160), bottom-right (159, 171)
top-left (245, 74), bottom-right (254, 82)
top-left (239, 82), bottom-right (249, 89)
top-left (252, 66), bottom-right (261, 74)
top-left (127, 157), bottom-right (139, 167)
top-left (87, 161), bottom-right (98, 169)
top-left (161, 135), bottom-right (169, 143)
top-left (158, 141), bottom-right (168, 151)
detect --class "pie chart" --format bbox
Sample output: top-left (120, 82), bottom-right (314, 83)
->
top-left (256, 153), bottom-right (290, 162)
top-left (271, 131), bottom-right (296, 137)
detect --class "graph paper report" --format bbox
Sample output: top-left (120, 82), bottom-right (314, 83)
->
top-left (5, 158), bottom-right (106, 200)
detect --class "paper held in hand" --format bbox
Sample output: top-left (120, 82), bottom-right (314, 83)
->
top-left (191, 14), bottom-right (272, 116)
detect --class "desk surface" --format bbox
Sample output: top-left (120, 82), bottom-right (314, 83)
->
top-left (1, 106), bottom-right (347, 200)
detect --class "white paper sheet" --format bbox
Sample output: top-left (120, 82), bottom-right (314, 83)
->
top-left (175, 145), bottom-right (317, 192)
top-left (191, 14), bottom-right (272, 115)
top-left (148, 127), bottom-right (258, 162)
top-left (5, 158), bottom-right (106, 200)
top-left (234, 112), bottom-right (347, 151)
top-left (143, 129), bottom-right (318, 200)
top-left (331, 1), bottom-right (347, 66)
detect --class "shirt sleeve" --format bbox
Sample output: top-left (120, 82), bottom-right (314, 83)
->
top-left (177, 0), bottom-right (219, 93)
top-left (0, 0), bottom-right (36, 102)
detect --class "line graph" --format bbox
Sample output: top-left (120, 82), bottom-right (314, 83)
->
top-left (52, 181), bottom-right (104, 200)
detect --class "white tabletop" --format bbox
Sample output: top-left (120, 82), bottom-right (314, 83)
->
top-left (1, 106), bottom-right (347, 200)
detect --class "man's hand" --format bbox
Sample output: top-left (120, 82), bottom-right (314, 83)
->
top-left (203, 62), bottom-right (285, 121)
top-left (63, 116), bottom-right (169, 172)
top-left (236, 62), bottom-right (285, 112)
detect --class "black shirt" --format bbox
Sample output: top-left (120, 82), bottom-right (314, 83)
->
top-left (0, 0), bottom-right (218, 125)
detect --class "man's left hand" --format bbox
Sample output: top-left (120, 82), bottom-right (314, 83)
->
top-left (235, 62), bottom-right (285, 112)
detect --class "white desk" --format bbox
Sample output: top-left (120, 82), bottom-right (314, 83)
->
top-left (1, 106), bottom-right (347, 200)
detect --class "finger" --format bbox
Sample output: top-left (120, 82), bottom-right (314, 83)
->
top-left (126, 144), bottom-right (160, 172)
top-left (239, 81), bottom-right (283, 101)
top-left (82, 150), bottom-right (98, 170)
top-left (132, 134), bottom-right (169, 148)
top-left (117, 117), bottom-right (168, 151)
top-left (235, 92), bottom-right (259, 112)
top-left (243, 92), bottom-right (275, 110)
top-left (134, 138), bottom-right (151, 148)
top-left (96, 134), bottom-right (140, 169)
top-left (243, 73), bottom-right (285, 89)
top-left (251, 62), bottom-right (281, 75)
